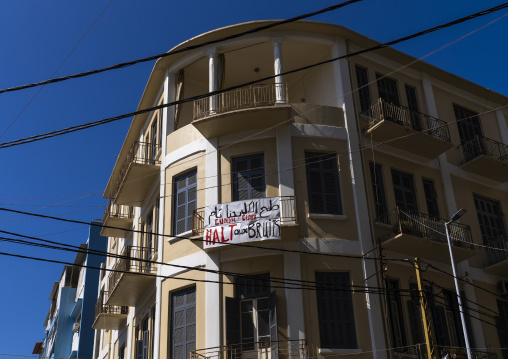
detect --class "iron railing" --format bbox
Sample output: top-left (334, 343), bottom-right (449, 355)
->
top-left (191, 340), bottom-right (307, 359)
top-left (192, 196), bottom-right (296, 236)
top-left (107, 245), bottom-right (157, 300)
top-left (481, 236), bottom-right (508, 267)
top-left (374, 207), bottom-right (474, 249)
top-left (103, 200), bottom-right (134, 223)
top-left (193, 83), bottom-right (288, 120)
top-left (94, 290), bottom-right (128, 321)
top-left (116, 141), bottom-right (161, 196)
top-left (392, 344), bottom-right (497, 359)
top-left (363, 98), bottom-right (451, 142)
top-left (457, 135), bottom-right (508, 165)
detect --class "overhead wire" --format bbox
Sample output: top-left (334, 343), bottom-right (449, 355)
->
top-left (0, 3), bottom-right (507, 149)
top-left (0, 1), bottom-right (362, 95)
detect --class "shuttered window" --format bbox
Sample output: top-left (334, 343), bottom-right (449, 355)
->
top-left (386, 278), bottom-right (407, 347)
top-left (305, 152), bottom-right (342, 215)
top-left (474, 195), bottom-right (507, 266)
top-left (173, 170), bottom-right (197, 235)
top-left (422, 179), bottom-right (440, 218)
top-left (315, 272), bottom-right (357, 349)
top-left (355, 66), bottom-right (371, 112)
top-left (171, 287), bottom-right (196, 359)
top-left (369, 162), bottom-right (387, 218)
top-left (232, 154), bottom-right (265, 201)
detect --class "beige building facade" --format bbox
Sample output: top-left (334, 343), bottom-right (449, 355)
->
top-left (92, 21), bottom-right (508, 359)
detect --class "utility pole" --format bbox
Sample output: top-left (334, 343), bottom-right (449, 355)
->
top-left (415, 258), bottom-right (436, 359)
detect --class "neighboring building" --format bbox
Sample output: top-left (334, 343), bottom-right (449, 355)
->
top-left (94, 21), bottom-right (508, 359)
top-left (36, 221), bottom-right (106, 359)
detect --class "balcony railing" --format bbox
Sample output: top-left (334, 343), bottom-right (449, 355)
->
top-left (392, 344), bottom-right (497, 359)
top-left (116, 141), bottom-right (161, 195)
top-left (458, 135), bottom-right (508, 164)
top-left (94, 291), bottom-right (128, 319)
top-left (374, 207), bottom-right (474, 249)
top-left (103, 200), bottom-right (134, 223)
top-left (192, 196), bottom-right (296, 236)
top-left (107, 245), bottom-right (157, 300)
top-left (363, 98), bottom-right (451, 142)
top-left (481, 236), bottom-right (508, 267)
top-left (191, 340), bottom-right (307, 359)
top-left (193, 83), bottom-right (288, 120)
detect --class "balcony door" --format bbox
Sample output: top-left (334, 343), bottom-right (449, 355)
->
top-left (232, 154), bottom-right (265, 201)
top-left (454, 105), bottom-right (484, 161)
top-left (376, 74), bottom-right (400, 105)
top-left (391, 170), bottom-right (418, 213)
top-left (171, 287), bottom-right (196, 359)
top-left (474, 195), bottom-right (507, 266)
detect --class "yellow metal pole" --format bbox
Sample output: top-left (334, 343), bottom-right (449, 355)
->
top-left (415, 258), bottom-right (436, 359)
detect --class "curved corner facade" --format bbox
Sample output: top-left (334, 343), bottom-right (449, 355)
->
top-left (94, 21), bottom-right (508, 359)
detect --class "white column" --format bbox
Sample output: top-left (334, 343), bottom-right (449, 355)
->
top-left (205, 252), bottom-right (221, 350)
top-left (332, 38), bottom-right (387, 359)
top-left (283, 253), bottom-right (305, 346)
top-left (422, 74), bottom-right (457, 215)
top-left (208, 48), bottom-right (218, 113)
top-left (276, 126), bottom-right (295, 199)
top-left (153, 71), bottom-right (171, 359)
top-left (165, 71), bottom-right (176, 135)
top-left (272, 38), bottom-right (286, 103)
top-left (205, 137), bottom-right (221, 351)
top-left (496, 110), bottom-right (508, 145)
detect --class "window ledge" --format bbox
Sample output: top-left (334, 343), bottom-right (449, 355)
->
top-left (308, 213), bottom-right (347, 220)
top-left (319, 348), bottom-right (362, 354)
top-left (167, 230), bottom-right (193, 243)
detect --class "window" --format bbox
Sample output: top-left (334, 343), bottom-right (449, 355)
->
top-left (376, 74), bottom-right (400, 105)
top-left (355, 66), bottom-right (371, 112)
top-left (405, 85), bottom-right (421, 131)
top-left (135, 317), bottom-right (150, 359)
top-left (232, 154), bottom-right (265, 201)
top-left (315, 272), bottom-right (357, 349)
top-left (369, 162), bottom-right (387, 218)
top-left (171, 287), bottom-right (196, 359)
top-left (454, 105), bottom-right (484, 162)
top-left (496, 301), bottom-right (508, 359)
top-left (305, 152), bottom-right (342, 215)
top-left (151, 116), bottom-right (159, 161)
top-left (225, 274), bottom-right (277, 353)
top-left (173, 170), bottom-right (197, 235)
top-left (422, 179), bottom-right (439, 218)
top-left (473, 195), bottom-right (507, 266)
top-left (391, 170), bottom-right (418, 212)
top-left (386, 278), bottom-right (407, 347)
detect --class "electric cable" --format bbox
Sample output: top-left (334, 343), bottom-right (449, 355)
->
top-left (0, 1), bottom-right (362, 95)
top-left (1, 3), bottom-right (507, 149)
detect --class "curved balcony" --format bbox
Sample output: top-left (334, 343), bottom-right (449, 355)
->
top-left (101, 200), bottom-right (134, 237)
top-left (374, 207), bottom-right (475, 263)
top-left (363, 98), bottom-right (453, 158)
top-left (457, 135), bottom-right (508, 181)
top-left (106, 246), bottom-right (157, 307)
top-left (92, 290), bottom-right (128, 330)
top-left (114, 141), bottom-right (161, 206)
top-left (191, 340), bottom-right (307, 359)
top-left (192, 83), bottom-right (291, 138)
top-left (481, 236), bottom-right (508, 276)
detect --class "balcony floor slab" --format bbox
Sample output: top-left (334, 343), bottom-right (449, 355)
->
top-left (106, 272), bottom-right (156, 307)
top-left (461, 155), bottom-right (508, 181)
top-left (92, 312), bottom-right (128, 330)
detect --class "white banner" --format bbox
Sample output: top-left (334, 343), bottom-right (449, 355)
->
top-left (203, 197), bottom-right (281, 249)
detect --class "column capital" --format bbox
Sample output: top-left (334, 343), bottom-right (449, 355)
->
top-left (272, 37), bottom-right (283, 46)
top-left (206, 48), bottom-right (218, 58)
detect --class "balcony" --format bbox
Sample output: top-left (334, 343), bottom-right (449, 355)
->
top-left (457, 135), bottom-right (508, 181)
top-left (363, 99), bottom-right (453, 159)
top-left (101, 200), bottom-right (134, 237)
top-left (374, 208), bottom-right (475, 263)
top-left (393, 344), bottom-right (496, 359)
top-left (114, 141), bottom-right (161, 206)
top-left (481, 236), bottom-right (508, 276)
top-left (191, 340), bottom-right (307, 359)
top-left (192, 196), bottom-right (297, 237)
top-left (106, 246), bottom-right (157, 307)
top-left (92, 290), bottom-right (128, 330)
top-left (192, 83), bottom-right (291, 138)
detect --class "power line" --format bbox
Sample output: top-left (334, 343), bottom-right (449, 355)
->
top-left (0, 206), bottom-right (410, 263)
top-left (1, 3), bottom-right (507, 149)
top-left (0, 1), bottom-right (361, 95)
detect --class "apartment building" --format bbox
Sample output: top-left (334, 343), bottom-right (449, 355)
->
top-left (35, 221), bottom-right (106, 359)
top-left (94, 20), bottom-right (508, 359)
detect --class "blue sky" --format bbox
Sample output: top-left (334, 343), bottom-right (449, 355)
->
top-left (0, 0), bottom-right (507, 355)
